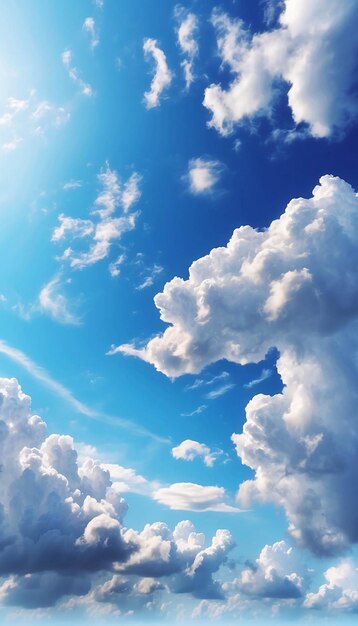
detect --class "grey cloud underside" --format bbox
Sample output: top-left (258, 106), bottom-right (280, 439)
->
top-left (0, 379), bottom-right (233, 609)
top-left (119, 175), bottom-right (358, 555)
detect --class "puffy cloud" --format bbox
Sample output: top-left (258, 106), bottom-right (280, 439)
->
top-left (304, 559), bottom-right (358, 611)
top-left (0, 378), bottom-right (234, 610)
top-left (117, 175), bottom-right (358, 555)
top-left (204, 1), bottom-right (358, 138)
top-left (171, 440), bottom-right (218, 467)
top-left (239, 541), bottom-right (307, 598)
top-left (153, 482), bottom-right (240, 513)
top-left (143, 39), bottom-right (173, 109)
top-left (61, 49), bottom-right (93, 97)
top-left (175, 6), bottom-right (199, 88)
top-left (52, 164), bottom-right (141, 271)
top-left (185, 157), bottom-right (224, 195)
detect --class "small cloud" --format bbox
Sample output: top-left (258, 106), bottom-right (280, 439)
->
top-left (143, 38), bottom-right (173, 109)
top-left (38, 274), bottom-right (80, 325)
top-left (172, 439), bottom-right (220, 467)
top-left (109, 254), bottom-right (125, 278)
top-left (185, 157), bottom-right (224, 195)
top-left (83, 16), bottom-right (99, 49)
top-left (244, 368), bottom-right (272, 389)
top-left (136, 264), bottom-right (163, 290)
top-left (185, 371), bottom-right (229, 391)
top-left (181, 405), bottom-right (207, 417)
top-left (206, 383), bottom-right (235, 400)
top-left (63, 180), bottom-right (82, 191)
top-left (174, 6), bottom-right (199, 89)
top-left (153, 482), bottom-right (240, 512)
top-left (62, 48), bottom-right (93, 97)
top-left (2, 137), bottom-right (22, 151)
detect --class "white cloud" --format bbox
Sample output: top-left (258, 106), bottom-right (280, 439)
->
top-left (103, 463), bottom-right (159, 496)
top-left (109, 254), bottom-right (125, 278)
top-left (205, 383), bottom-right (235, 400)
top-left (52, 164), bottom-right (141, 271)
top-left (143, 38), bottom-right (173, 109)
top-left (83, 17), bottom-right (99, 49)
top-left (185, 157), bottom-right (224, 195)
top-left (153, 482), bottom-right (240, 513)
top-left (180, 405), bottom-right (207, 417)
top-left (0, 379), bottom-right (234, 609)
top-left (136, 264), bottom-right (163, 290)
top-left (62, 49), bottom-right (93, 97)
top-left (175, 7), bottom-right (199, 88)
top-left (63, 180), bottom-right (82, 191)
top-left (116, 175), bottom-right (358, 556)
top-left (171, 440), bottom-right (218, 467)
top-left (204, 1), bottom-right (358, 138)
top-left (2, 137), bottom-right (22, 151)
top-left (244, 368), bottom-right (272, 388)
top-left (38, 275), bottom-right (79, 325)
top-left (304, 559), bottom-right (358, 611)
top-left (239, 540), bottom-right (307, 598)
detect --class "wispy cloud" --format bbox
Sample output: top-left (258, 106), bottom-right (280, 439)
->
top-left (244, 368), bottom-right (272, 389)
top-left (206, 382), bottom-right (235, 400)
top-left (62, 49), bottom-right (93, 96)
top-left (185, 371), bottom-right (229, 391)
top-left (38, 275), bottom-right (80, 325)
top-left (83, 17), bottom-right (99, 49)
top-left (0, 339), bottom-right (168, 443)
top-left (175, 6), bottom-right (199, 89)
top-left (180, 404), bottom-right (207, 417)
top-left (143, 38), bottom-right (173, 109)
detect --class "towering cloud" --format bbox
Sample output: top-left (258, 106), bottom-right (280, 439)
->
top-left (117, 175), bottom-right (358, 555)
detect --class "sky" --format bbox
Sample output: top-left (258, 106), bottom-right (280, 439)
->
top-left (0, 0), bottom-right (358, 623)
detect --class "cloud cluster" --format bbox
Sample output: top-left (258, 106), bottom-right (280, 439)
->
top-left (117, 174), bottom-right (358, 555)
top-left (52, 164), bottom-right (141, 271)
top-left (175, 6), bottom-right (199, 89)
top-left (143, 39), bottom-right (173, 109)
top-left (0, 378), bottom-right (234, 610)
top-left (204, 0), bottom-right (358, 137)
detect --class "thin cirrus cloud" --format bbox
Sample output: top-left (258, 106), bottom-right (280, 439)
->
top-left (52, 164), bottom-right (141, 272)
top-left (116, 174), bottom-right (358, 556)
top-left (143, 38), bottom-right (173, 109)
top-left (174, 6), bottom-right (199, 89)
top-left (185, 157), bottom-right (224, 195)
top-left (61, 49), bottom-right (93, 97)
top-left (37, 274), bottom-right (80, 325)
top-left (204, 1), bottom-right (358, 138)
top-left (0, 340), bottom-right (167, 443)
top-left (244, 368), bottom-right (272, 389)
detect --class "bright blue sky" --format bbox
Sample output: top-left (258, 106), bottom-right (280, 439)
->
top-left (0, 0), bottom-right (358, 623)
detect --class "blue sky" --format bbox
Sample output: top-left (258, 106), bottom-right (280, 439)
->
top-left (0, 0), bottom-right (358, 623)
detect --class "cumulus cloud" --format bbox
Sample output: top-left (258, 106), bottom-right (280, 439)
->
top-left (116, 175), bottom-right (358, 555)
top-left (153, 482), bottom-right (240, 513)
top-left (61, 49), bottom-right (93, 97)
top-left (143, 39), bottom-right (173, 109)
top-left (0, 379), bottom-right (234, 610)
top-left (304, 558), bottom-right (358, 611)
top-left (185, 157), bottom-right (224, 195)
top-left (239, 540), bottom-right (307, 598)
top-left (204, 1), bottom-right (358, 138)
top-left (171, 440), bottom-right (218, 467)
top-left (175, 6), bottom-right (199, 88)
top-left (52, 164), bottom-right (141, 271)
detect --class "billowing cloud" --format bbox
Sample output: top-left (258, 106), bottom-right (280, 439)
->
top-left (0, 378), bottom-right (234, 609)
top-left (52, 164), bottom-right (141, 271)
top-left (143, 39), bottom-right (173, 109)
top-left (304, 558), bottom-right (358, 611)
top-left (171, 440), bottom-right (218, 467)
top-left (175, 6), bottom-right (199, 88)
top-left (153, 482), bottom-right (240, 513)
top-left (204, 1), bottom-right (358, 138)
top-left (185, 157), bottom-right (224, 195)
top-left (116, 175), bottom-right (358, 556)
top-left (239, 541), bottom-right (307, 598)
